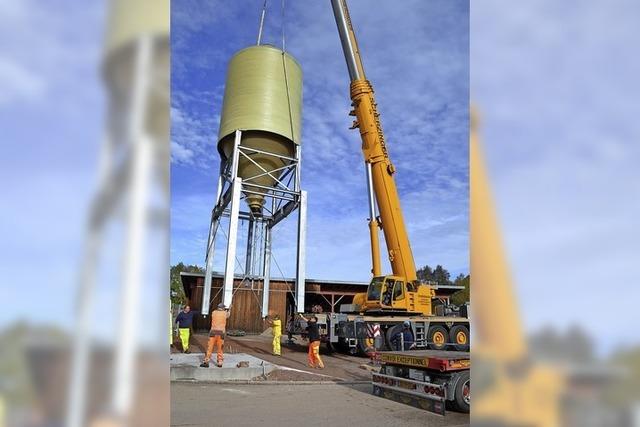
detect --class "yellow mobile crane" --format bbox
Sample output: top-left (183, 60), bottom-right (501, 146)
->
top-left (326, 2), bottom-right (565, 421)
top-left (331, 0), bottom-right (428, 313)
top-left (291, 0), bottom-right (470, 355)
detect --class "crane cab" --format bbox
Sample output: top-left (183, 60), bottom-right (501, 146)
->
top-left (360, 276), bottom-right (434, 316)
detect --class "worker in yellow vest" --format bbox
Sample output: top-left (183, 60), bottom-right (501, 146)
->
top-left (175, 305), bottom-right (194, 353)
top-left (264, 314), bottom-right (282, 356)
top-left (200, 303), bottom-right (231, 368)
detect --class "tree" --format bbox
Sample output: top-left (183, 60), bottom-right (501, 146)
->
top-left (416, 264), bottom-right (452, 285)
top-left (451, 274), bottom-right (470, 305)
top-left (170, 262), bottom-right (204, 305)
top-left (416, 265), bottom-right (434, 282)
top-left (433, 265), bottom-right (451, 285)
top-left (606, 345), bottom-right (640, 405)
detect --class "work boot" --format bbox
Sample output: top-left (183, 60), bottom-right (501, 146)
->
top-left (200, 362), bottom-right (209, 368)
top-left (185, 349), bottom-right (191, 354)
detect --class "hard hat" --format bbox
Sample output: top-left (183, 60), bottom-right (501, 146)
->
top-left (217, 303), bottom-right (226, 309)
top-left (403, 321), bottom-right (410, 327)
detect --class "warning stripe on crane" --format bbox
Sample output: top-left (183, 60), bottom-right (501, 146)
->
top-left (366, 323), bottom-right (381, 338)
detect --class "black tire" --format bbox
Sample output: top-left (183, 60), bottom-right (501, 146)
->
top-left (449, 324), bottom-right (470, 351)
top-left (453, 370), bottom-right (470, 413)
top-left (358, 334), bottom-right (387, 356)
top-left (357, 338), bottom-right (370, 356)
top-left (325, 342), bottom-right (335, 354)
top-left (385, 324), bottom-right (405, 351)
top-left (335, 337), bottom-right (350, 353)
top-left (427, 325), bottom-right (449, 350)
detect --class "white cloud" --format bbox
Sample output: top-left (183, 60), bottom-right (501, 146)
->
top-left (473, 0), bottom-right (640, 353)
top-left (0, 57), bottom-right (46, 104)
top-left (171, 0), bottom-right (470, 281)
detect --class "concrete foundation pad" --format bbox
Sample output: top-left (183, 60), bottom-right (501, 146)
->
top-left (170, 353), bottom-right (276, 382)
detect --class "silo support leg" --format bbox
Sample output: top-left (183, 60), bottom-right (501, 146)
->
top-left (261, 225), bottom-right (272, 318)
top-left (295, 191), bottom-right (307, 313)
top-left (202, 164), bottom-right (225, 316)
top-left (222, 178), bottom-right (242, 308)
top-left (202, 216), bottom-right (220, 316)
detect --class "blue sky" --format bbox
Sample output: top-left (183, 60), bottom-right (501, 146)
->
top-left (0, 0), bottom-right (106, 327)
top-left (473, 0), bottom-right (640, 354)
top-left (170, 0), bottom-right (470, 282)
top-left (0, 0), bottom-right (636, 358)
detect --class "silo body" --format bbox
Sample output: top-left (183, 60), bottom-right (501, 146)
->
top-left (218, 45), bottom-right (303, 214)
top-left (105, 0), bottom-right (169, 55)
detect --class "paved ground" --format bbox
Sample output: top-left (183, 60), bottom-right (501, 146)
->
top-left (176, 333), bottom-right (372, 381)
top-left (171, 382), bottom-right (470, 427)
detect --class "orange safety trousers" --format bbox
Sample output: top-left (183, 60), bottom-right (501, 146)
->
top-left (308, 340), bottom-right (324, 368)
top-left (204, 335), bottom-right (224, 366)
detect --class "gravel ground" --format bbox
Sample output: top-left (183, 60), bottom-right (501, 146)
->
top-left (171, 382), bottom-right (470, 427)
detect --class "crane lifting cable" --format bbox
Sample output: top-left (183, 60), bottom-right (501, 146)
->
top-left (256, 0), bottom-right (267, 45)
top-left (281, 0), bottom-right (286, 52)
top-left (256, 0), bottom-right (287, 51)
top-left (279, 0), bottom-right (296, 152)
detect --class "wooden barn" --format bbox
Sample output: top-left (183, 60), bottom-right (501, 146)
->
top-left (179, 272), bottom-right (464, 333)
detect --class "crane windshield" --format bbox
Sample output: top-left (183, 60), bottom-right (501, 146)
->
top-left (367, 277), bottom-right (385, 301)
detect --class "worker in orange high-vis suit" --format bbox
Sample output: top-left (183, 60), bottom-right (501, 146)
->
top-left (200, 303), bottom-right (231, 368)
top-left (264, 314), bottom-right (282, 356)
top-left (299, 314), bottom-right (324, 369)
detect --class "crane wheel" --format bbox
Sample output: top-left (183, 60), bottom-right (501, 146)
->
top-left (453, 370), bottom-right (470, 413)
top-left (449, 325), bottom-right (470, 351)
top-left (385, 324), bottom-right (405, 350)
top-left (357, 338), bottom-right (375, 356)
top-left (358, 325), bottom-right (387, 355)
top-left (427, 325), bottom-right (448, 350)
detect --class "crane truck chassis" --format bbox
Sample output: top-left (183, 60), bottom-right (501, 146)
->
top-left (288, 310), bottom-right (470, 355)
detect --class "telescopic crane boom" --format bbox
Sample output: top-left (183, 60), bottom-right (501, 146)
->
top-left (283, 0), bottom-right (470, 357)
top-left (331, 0), bottom-right (417, 282)
top-left (330, 0), bottom-right (434, 315)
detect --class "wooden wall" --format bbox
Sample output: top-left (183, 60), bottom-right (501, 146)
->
top-left (186, 277), bottom-right (291, 333)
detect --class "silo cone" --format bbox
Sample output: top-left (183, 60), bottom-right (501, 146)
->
top-left (218, 45), bottom-right (302, 215)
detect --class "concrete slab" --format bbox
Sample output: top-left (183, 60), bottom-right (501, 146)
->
top-left (170, 353), bottom-right (276, 382)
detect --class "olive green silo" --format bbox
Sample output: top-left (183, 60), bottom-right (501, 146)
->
top-left (218, 45), bottom-right (302, 214)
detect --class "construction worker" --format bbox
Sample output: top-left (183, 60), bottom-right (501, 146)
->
top-left (286, 315), bottom-right (295, 344)
top-left (264, 314), bottom-right (282, 356)
top-left (299, 314), bottom-right (324, 369)
top-left (391, 320), bottom-right (416, 351)
top-left (200, 303), bottom-right (231, 368)
top-left (175, 305), bottom-right (194, 353)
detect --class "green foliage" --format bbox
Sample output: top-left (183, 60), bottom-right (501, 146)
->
top-left (417, 264), bottom-right (452, 285)
top-left (416, 265), bottom-right (434, 282)
top-left (170, 262), bottom-right (204, 305)
top-left (417, 265), bottom-right (469, 305)
top-left (451, 274), bottom-right (470, 305)
top-left (606, 346), bottom-right (640, 406)
top-left (0, 322), bottom-right (69, 407)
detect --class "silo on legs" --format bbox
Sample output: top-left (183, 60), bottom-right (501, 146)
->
top-left (202, 45), bottom-right (307, 321)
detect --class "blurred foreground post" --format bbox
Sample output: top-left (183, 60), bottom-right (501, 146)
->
top-left (66, 0), bottom-right (169, 426)
top-left (471, 109), bottom-right (564, 426)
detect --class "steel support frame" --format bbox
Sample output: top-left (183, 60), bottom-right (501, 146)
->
top-left (66, 34), bottom-right (168, 427)
top-left (203, 129), bottom-right (306, 318)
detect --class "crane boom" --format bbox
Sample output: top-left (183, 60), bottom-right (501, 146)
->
top-left (331, 0), bottom-right (417, 283)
